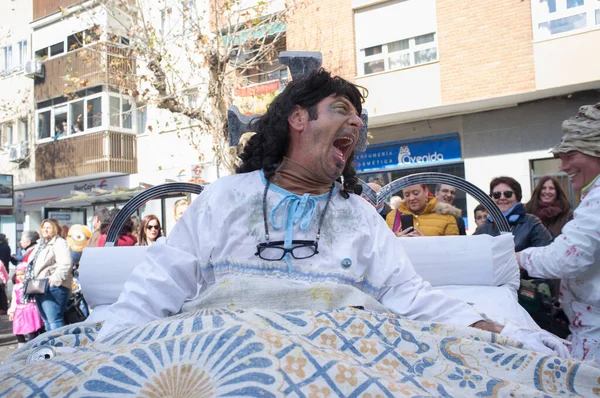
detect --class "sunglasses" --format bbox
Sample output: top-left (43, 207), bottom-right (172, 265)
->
top-left (491, 190), bottom-right (514, 200)
top-left (146, 225), bottom-right (160, 230)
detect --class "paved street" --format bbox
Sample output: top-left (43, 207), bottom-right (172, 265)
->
top-left (0, 315), bottom-right (17, 364)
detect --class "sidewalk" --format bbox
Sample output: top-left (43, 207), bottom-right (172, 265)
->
top-left (0, 315), bottom-right (17, 364)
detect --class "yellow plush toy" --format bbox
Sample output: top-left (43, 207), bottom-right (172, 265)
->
top-left (67, 224), bottom-right (92, 253)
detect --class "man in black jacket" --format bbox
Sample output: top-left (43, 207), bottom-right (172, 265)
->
top-left (0, 233), bottom-right (16, 314)
top-left (0, 233), bottom-right (16, 273)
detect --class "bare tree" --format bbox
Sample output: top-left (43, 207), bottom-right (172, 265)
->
top-left (75, 0), bottom-right (310, 174)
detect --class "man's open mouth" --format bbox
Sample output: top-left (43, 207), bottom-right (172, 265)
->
top-left (333, 135), bottom-right (355, 165)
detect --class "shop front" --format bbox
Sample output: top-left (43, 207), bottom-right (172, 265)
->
top-left (15, 175), bottom-right (132, 236)
top-left (354, 133), bottom-right (470, 228)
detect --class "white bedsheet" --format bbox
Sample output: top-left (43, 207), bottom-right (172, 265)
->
top-left (436, 285), bottom-right (540, 330)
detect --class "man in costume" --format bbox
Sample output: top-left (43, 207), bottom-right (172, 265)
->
top-left (518, 102), bottom-right (600, 363)
top-left (98, 69), bottom-right (567, 357)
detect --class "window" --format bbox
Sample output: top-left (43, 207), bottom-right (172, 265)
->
top-left (70, 101), bottom-right (84, 133)
top-left (87, 97), bottom-right (102, 128)
top-left (67, 27), bottom-right (101, 52)
top-left (54, 105), bottom-right (68, 137)
top-left (137, 104), bottom-right (147, 134)
top-left (20, 118), bottom-right (28, 143)
top-left (110, 96), bottom-right (120, 127)
top-left (50, 42), bottom-right (64, 57)
top-left (18, 40), bottom-right (28, 69)
top-left (108, 34), bottom-right (130, 46)
top-left (38, 111), bottom-right (51, 139)
top-left (533, 0), bottom-right (600, 39)
top-left (110, 96), bottom-right (133, 128)
top-left (160, 8), bottom-right (172, 37)
top-left (67, 31), bottom-right (84, 51)
top-left (3, 124), bottom-right (14, 145)
top-left (2, 45), bottom-right (12, 72)
top-left (185, 91), bottom-right (198, 109)
top-left (35, 48), bottom-right (48, 61)
top-left (84, 26), bottom-right (101, 44)
top-left (36, 92), bottom-right (136, 141)
top-left (36, 25), bottom-right (101, 61)
top-left (360, 33), bottom-right (438, 76)
top-left (122, 99), bottom-right (132, 128)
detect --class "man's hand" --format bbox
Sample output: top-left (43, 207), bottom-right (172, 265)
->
top-left (396, 227), bottom-right (424, 238)
top-left (500, 322), bottom-right (571, 358)
top-left (471, 320), bottom-right (503, 333)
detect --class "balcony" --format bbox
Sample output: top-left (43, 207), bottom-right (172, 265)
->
top-left (35, 131), bottom-right (137, 181)
top-left (34, 0), bottom-right (84, 20)
top-left (35, 42), bottom-right (136, 102)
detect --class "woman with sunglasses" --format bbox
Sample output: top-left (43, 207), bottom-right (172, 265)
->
top-left (525, 176), bottom-right (573, 240)
top-left (474, 176), bottom-right (552, 251)
top-left (139, 215), bottom-right (162, 246)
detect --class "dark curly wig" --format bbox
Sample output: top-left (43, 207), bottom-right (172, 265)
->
top-left (236, 68), bottom-right (365, 198)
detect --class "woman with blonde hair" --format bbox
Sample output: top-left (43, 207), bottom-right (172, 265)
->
top-left (139, 215), bottom-right (163, 246)
top-left (22, 218), bottom-right (72, 331)
top-left (173, 199), bottom-right (190, 222)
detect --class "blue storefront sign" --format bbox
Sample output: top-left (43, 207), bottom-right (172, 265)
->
top-left (354, 134), bottom-right (462, 172)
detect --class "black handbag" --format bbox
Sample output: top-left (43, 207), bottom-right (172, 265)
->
top-left (24, 278), bottom-right (49, 295)
top-left (22, 242), bottom-right (48, 297)
top-left (64, 291), bottom-right (89, 325)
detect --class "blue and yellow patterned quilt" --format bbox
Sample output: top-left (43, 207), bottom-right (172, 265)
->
top-left (1, 308), bottom-right (599, 397)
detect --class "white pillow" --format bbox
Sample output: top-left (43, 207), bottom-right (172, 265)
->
top-left (398, 233), bottom-right (520, 291)
top-left (79, 246), bottom-right (148, 309)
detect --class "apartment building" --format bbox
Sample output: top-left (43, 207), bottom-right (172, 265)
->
top-left (327, 0), bottom-right (600, 231)
top-left (2, 0), bottom-right (291, 240)
top-left (0, 0), bottom-right (141, 237)
top-left (0, 1), bottom-right (34, 249)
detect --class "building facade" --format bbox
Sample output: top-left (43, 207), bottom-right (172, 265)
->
top-left (351, 0), bottom-right (600, 231)
top-left (0, 0), bottom-right (35, 251)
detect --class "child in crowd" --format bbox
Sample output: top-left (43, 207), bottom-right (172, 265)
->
top-left (8, 264), bottom-right (44, 348)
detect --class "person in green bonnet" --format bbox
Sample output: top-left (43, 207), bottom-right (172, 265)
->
top-left (518, 102), bottom-right (600, 364)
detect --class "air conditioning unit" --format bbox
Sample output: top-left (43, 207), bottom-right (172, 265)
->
top-left (8, 141), bottom-right (28, 163)
top-left (24, 60), bottom-right (44, 79)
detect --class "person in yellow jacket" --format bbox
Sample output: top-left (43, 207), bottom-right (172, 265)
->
top-left (385, 184), bottom-right (460, 237)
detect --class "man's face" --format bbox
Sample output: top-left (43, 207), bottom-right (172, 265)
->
top-left (289, 95), bottom-right (363, 181)
top-left (474, 210), bottom-right (488, 227)
top-left (558, 151), bottom-right (600, 190)
top-left (435, 184), bottom-right (456, 204)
